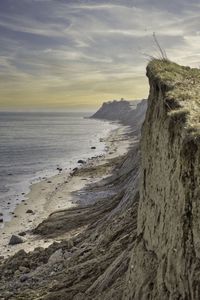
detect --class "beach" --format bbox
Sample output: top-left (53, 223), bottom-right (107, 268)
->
top-left (0, 124), bottom-right (132, 258)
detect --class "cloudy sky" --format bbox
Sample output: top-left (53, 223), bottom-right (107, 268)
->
top-left (0, 0), bottom-right (200, 109)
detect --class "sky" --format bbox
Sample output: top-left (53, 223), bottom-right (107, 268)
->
top-left (0, 0), bottom-right (200, 109)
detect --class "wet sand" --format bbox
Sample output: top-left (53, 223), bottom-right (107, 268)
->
top-left (0, 125), bottom-right (131, 258)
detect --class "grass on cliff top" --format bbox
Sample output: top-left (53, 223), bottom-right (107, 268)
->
top-left (147, 59), bottom-right (200, 87)
top-left (147, 59), bottom-right (200, 133)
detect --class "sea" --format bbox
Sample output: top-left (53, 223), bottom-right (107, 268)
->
top-left (0, 110), bottom-right (118, 222)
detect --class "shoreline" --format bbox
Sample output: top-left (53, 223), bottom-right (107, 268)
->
top-left (0, 118), bottom-right (117, 224)
top-left (0, 123), bottom-right (132, 258)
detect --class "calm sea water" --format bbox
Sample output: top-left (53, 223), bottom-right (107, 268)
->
top-left (0, 110), bottom-right (117, 221)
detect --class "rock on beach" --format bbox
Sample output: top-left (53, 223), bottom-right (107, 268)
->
top-left (9, 235), bottom-right (24, 245)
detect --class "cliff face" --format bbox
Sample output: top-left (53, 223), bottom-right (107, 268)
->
top-left (1, 60), bottom-right (200, 300)
top-left (91, 99), bottom-right (147, 131)
top-left (91, 99), bottom-right (132, 120)
top-left (124, 60), bottom-right (200, 299)
top-left (0, 101), bottom-right (145, 300)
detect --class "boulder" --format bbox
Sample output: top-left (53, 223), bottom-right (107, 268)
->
top-left (91, 146), bottom-right (96, 149)
top-left (9, 235), bottom-right (23, 245)
top-left (56, 167), bottom-right (62, 172)
top-left (18, 231), bottom-right (26, 236)
top-left (20, 274), bottom-right (29, 282)
top-left (26, 209), bottom-right (34, 214)
top-left (0, 218), bottom-right (3, 223)
top-left (77, 160), bottom-right (85, 164)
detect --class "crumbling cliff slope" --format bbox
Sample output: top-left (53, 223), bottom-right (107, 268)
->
top-left (0, 100), bottom-right (145, 300)
top-left (124, 59), bottom-right (200, 300)
top-left (1, 59), bottom-right (200, 300)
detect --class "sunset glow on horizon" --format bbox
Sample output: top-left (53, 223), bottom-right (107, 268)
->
top-left (0, 0), bottom-right (200, 109)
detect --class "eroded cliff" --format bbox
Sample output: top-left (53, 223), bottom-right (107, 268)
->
top-left (91, 98), bottom-right (147, 132)
top-left (124, 59), bottom-right (200, 300)
top-left (90, 99), bottom-right (132, 121)
top-left (0, 60), bottom-right (199, 300)
top-left (0, 100), bottom-right (145, 300)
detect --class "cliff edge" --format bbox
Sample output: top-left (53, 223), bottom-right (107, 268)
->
top-left (0, 99), bottom-right (145, 300)
top-left (0, 59), bottom-right (200, 300)
top-left (91, 99), bottom-right (147, 130)
top-left (90, 99), bottom-right (132, 121)
top-left (124, 59), bottom-right (200, 299)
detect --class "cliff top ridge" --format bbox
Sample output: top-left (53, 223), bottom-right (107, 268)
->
top-left (147, 59), bottom-right (200, 135)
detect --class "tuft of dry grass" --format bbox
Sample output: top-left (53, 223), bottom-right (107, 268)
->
top-left (147, 59), bottom-right (200, 134)
top-left (142, 32), bottom-right (169, 62)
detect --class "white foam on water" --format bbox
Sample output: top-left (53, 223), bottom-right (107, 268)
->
top-left (0, 111), bottom-right (118, 224)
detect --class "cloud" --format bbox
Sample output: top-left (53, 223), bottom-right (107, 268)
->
top-left (0, 14), bottom-right (71, 37)
top-left (0, 0), bottom-right (200, 107)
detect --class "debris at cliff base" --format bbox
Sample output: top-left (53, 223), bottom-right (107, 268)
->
top-left (0, 97), bottom-right (146, 299)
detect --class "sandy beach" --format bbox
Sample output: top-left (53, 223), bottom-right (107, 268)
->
top-left (0, 124), bottom-right (132, 258)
